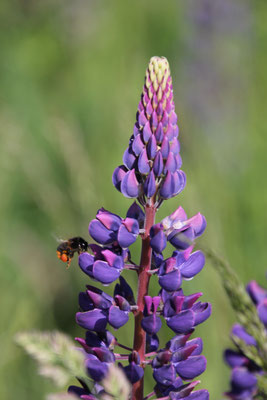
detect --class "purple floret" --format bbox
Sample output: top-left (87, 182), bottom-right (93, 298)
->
top-left (224, 279), bottom-right (267, 399)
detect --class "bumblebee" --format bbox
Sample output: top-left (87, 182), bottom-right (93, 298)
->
top-left (57, 236), bottom-right (88, 266)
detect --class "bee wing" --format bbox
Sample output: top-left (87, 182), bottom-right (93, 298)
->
top-left (51, 232), bottom-right (65, 243)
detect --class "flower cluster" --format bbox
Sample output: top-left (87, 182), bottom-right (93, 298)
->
top-left (150, 206), bottom-right (206, 255)
top-left (65, 57), bottom-right (211, 400)
top-left (113, 56), bottom-right (185, 205)
top-left (78, 203), bottom-right (144, 284)
top-left (149, 287), bottom-right (210, 400)
top-left (224, 280), bottom-right (267, 399)
top-left (70, 203), bottom-right (210, 399)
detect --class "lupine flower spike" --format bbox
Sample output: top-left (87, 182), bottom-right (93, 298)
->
top-left (60, 57), bottom-right (211, 400)
top-left (112, 57), bottom-right (185, 207)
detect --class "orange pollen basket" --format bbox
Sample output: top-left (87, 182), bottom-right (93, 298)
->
top-left (60, 253), bottom-right (68, 262)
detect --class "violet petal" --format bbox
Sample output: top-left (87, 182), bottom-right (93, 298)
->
top-left (246, 280), bottom-right (267, 305)
top-left (153, 151), bottom-right (164, 176)
top-left (93, 261), bottom-right (121, 284)
top-left (176, 355), bottom-right (206, 379)
top-left (155, 122), bottom-right (164, 143)
top-left (138, 148), bottom-right (150, 174)
top-left (193, 302), bottom-right (212, 326)
top-left (112, 165), bottom-right (127, 191)
top-left (124, 362), bottom-right (144, 384)
top-left (224, 349), bottom-right (247, 368)
top-left (172, 170), bottom-right (186, 196)
top-left (146, 334), bottom-right (159, 352)
top-left (126, 202), bottom-right (145, 226)
top-left (117, 224), bottom-right (137, 248)
top-left (79, 253), bottom-right (94, 277)
top-left (153, 364), bottom-right (176, 386)
top-left (150, 229), bottom-right (167, 253)
top-left (102, 250), bottom-right (124, 270)
top-left (160, 170), bottom-right (175, 199)
top-left (85, 355), bottom-right (109, 382)
top-left (108, 306), bottom-right (129, 329)
top-left (147, 135), bottom-right (157, 159)
top-left (168, 227), bottom-right (195, 250)
top-left (257, 298), bottom-right (267, 326)
top-left (141, 315), bottom-right (162, 335)
top-left (161, 136), bottom-right (170, 159)
top-left (232, 324), bottom-right (257, 346)
top-left (89, 219), bottom-right (116, 245)
top-left (123, 147), bottom-right (136, 170)
top-left (76, 309), bottom-right (107, 332)
top-left (121, 169), bottom-right (139, 198)
top-left (159, 269), bottom-right (182, 292)
top-left (132, 134), bottom-right (145, 156)
top-left (142, 121), bottom-right (152, 143)
top-left (180, 251), bottom-right (205, 279)
top-left (231, 367), bottom-right (257, 389)
top-left (144, 170), bottom-right (156, 198)
top-left (164, 152), bottom-right (177, 174)
top-left (167, 310), bottom-right (195, 334)
top-left (170, 138), bottom-right (180, 154)
top-left (96, 209), bottom-right (121, 231)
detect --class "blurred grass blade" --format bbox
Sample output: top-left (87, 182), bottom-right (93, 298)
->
top-left (15, 331), bottom-right (86, 387)
top-left (203, 247), bottom-right (267, 370)
top-left (101, 364), bottom-right (131, 400)
top-left (47, 393), bottom-right (78, 400)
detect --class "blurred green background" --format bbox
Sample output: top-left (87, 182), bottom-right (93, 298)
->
top-left (0, 0), bottom-right (266, 398)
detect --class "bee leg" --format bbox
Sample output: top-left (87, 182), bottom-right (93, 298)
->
top-left (66, 251), bottom-right (74, 268)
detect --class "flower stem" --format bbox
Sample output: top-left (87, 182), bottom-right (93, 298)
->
top-left (132, 205), bottom-right (156, 400)
top-left (145, 351), bottom-right (157, 358)
top-left (144, 391), bottom-right (156, 400)
top-left (116, 342), bottom-right (133, 352)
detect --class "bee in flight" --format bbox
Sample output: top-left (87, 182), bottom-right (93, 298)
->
top-left (56, 236), bottom-right (88, 267)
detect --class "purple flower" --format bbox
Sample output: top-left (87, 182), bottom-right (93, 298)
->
top-left (141, 296), bottom-right (162, 335)
top-left (158, 256), bottom-right (182, 292)
top-left (85, 348), bottom-right (115, 382)
top-left (78, 204), bottom-right (143, 284)
top-left (68, 385), bottom-right (97, 400)
top-left (114, 275), bottom-right (136, 305)
top-left (150, 207), bottom-right (206, 253)
top-left (247, 280), bottom-right (267, 327)
top-left (89, 208), bottom-right (139, 248)
top-left (146, 333), bottom-right (160, 353)
top-left (224, 280), bottom-right (267, 399)
top-left (68, 380), bottom-right (105, 399)
top-left (162, 290), bottom-right (211, 334)
top-left (75, 330), bottom-right (116, 354)
top-left (153, 330), bottom-right (208, 397)
top-left (79, 247), bottom-right (125, 284)
top-left (113, 57), bottom-right (186, 205)
top-left (123, 351), bottom-right (144, 384)
top-left (157, 250), bottom-right (205, 292)
top-left (66, 57), bottom-right (210, 400)
top-left (76, 286), bottom-right (130, 332)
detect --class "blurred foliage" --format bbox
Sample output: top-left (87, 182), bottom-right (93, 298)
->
top-left (0, 0), bottom-right (266, 399)
top-left (15, 331), bottom-right (86, 388)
